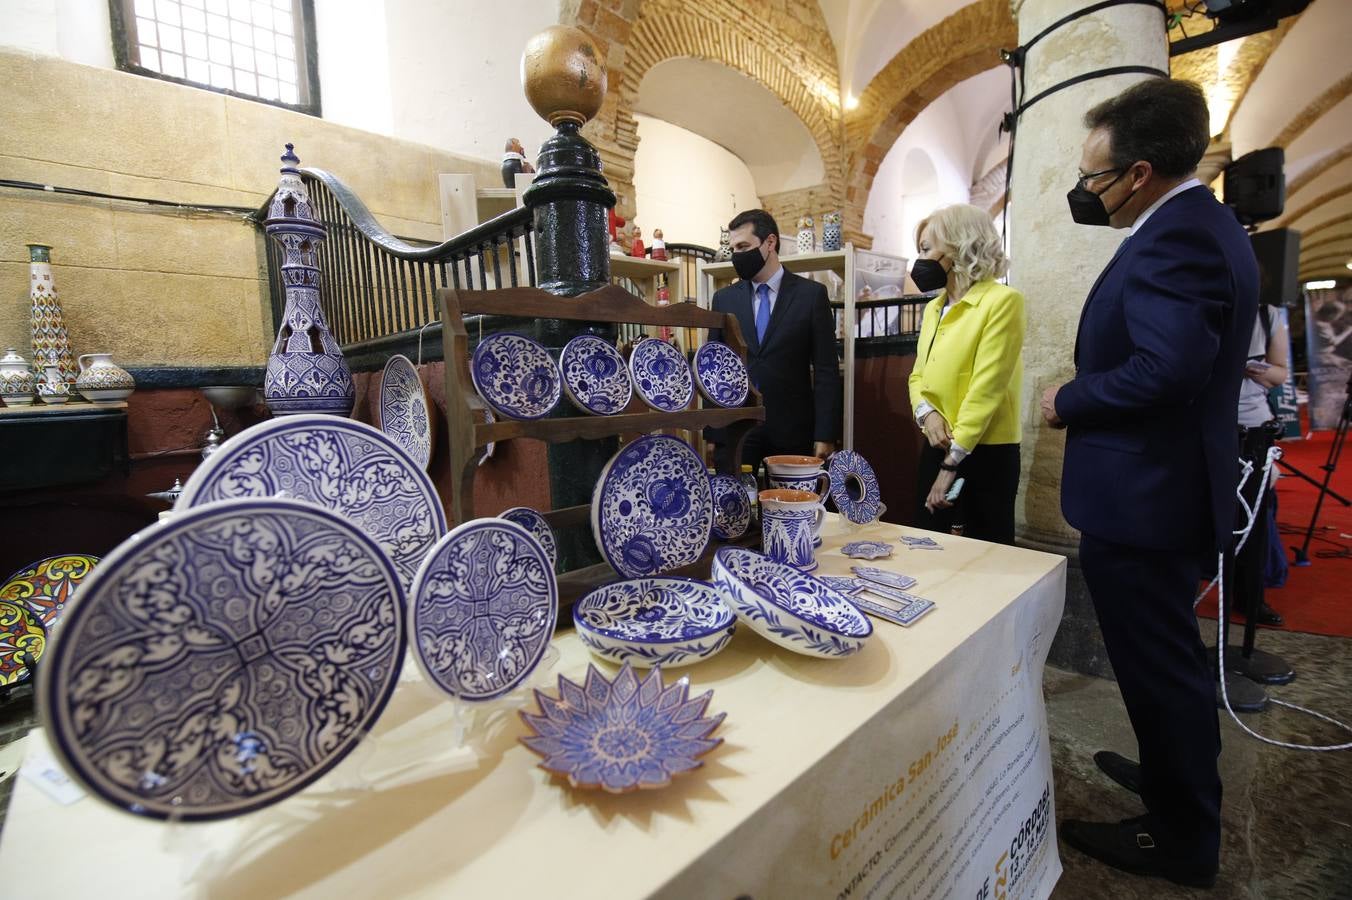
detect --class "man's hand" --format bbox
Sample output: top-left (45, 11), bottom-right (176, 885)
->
top-left (813, 441), bottom-right (835, 460)
top-left (920, 410), bottom-right (953, 449)
top-left (925, 468), bottom-right (958, 513)
top-left (1041, 385), bottom-right (1066, 429)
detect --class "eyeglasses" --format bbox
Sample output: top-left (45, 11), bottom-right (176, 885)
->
top-left (1076, 167), bottom-right (1124, 189)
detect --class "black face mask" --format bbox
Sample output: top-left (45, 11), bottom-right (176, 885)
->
top-left (1067, 168), bottom-right (1134, 227)
top-left (731, 243), bottom-right (768, 281)
top-left (910, 258), bottom-right (949, 293)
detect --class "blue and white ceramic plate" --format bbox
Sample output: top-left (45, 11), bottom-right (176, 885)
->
top-left (501, 506), bottom-right (558, 569)
top-left (841, 540), bottom-right (893, 560)
top-left (175, 415), bottom-right (447, 592)
top-left (520, 662), bottom-right (724, 793)
top-left (592, 435), bottom-right (713, 579)
top-left (470, 332), bottom-right (561, 420)
top-left (574, 577), bottom-right (736, 668)
top-left (709, 474), bottom-right (752, 541)
top-left (409, 518), bottom-right (558, 702)
top-left (39, 497), bottom-right (405, 821)
top-left (692, 341), bottom-right (749, 408)
top-left (712, 546), bottom-right (873, 658)
top-left (377, 354), bottom-right (434, 471)
top-left (560, 334), bottom-right (632, 416)
top-left (829, 450), bottom-right (883, 525)
top-left (628, 338), bottom-right (694, 413)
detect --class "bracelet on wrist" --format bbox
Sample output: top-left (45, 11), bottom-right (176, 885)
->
top-left (939, 460), bottom-right (960, 472)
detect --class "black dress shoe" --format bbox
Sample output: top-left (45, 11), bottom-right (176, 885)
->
top-left (1093, 750), bottom-right (1141, 795)
top-left (1257, 602), bottom-right (1284, 627)
top-left (1061, 817), bottom-right (1217, 888)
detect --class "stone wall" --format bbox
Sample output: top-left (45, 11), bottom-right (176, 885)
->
top-left (0, 49), bottom-right (500, 369)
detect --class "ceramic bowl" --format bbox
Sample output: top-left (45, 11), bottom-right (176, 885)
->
top-left (712, 546), bottom-right (872, 658)
top-left (78, 388), bottom-right (133, 403)
top-left (574, 577), bottom-right (736, 668)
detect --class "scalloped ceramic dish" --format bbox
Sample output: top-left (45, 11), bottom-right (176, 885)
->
top-left (574, 577), bottom-right (736, 668)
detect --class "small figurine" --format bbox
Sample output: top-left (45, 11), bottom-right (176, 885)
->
top-left (650, 228), bottom-right (668, 261)
top-left (822, 212), bottom-right (842, 251)
top-left (715, 226), bottom-right (732, 261)
top-left (656, 276), bottom-right (672, 341)
top-left (629, 226), bottom-right (645, 258)
top-left (796, 215), bottom-right (816, 255)
top-left (501, 138), bottom-right (535, 188)
top-left (609, 204), bottom-right (627, 253)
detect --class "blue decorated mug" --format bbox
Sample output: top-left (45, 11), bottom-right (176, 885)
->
top-left (764, 455), bottom-right (830, 500)
top-left (760, 488), bottom-right (825, 572)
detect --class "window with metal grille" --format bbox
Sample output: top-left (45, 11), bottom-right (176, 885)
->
top-left (109, 0), bottom-right (320, 116)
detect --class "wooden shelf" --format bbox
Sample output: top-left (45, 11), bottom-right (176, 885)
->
top-left (478, 405), bottom-right (762, 446)
top-left (0, 400), bottom-right (127, 418)
top-left (699, 248), bottom-right (848, 282)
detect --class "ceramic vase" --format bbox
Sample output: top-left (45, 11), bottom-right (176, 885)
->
top-left (75, 353), bottom-right (135, 403)
top-left (28, 244), bottom-right (78, 387)
top-left (822, 212), bottom-right (842, 252)
top-left (263, 144), bottom-right (355, 417)
top-left (38, 364), bottom-right (71, 404)
top-left (0, 348), bottom-right (36, 406)
top-left (796, 216), bottom-right (815, 255)
top-left (715, 226), bottom-right (731, 261)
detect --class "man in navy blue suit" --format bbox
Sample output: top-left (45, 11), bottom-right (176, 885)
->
top-left (1041, 79), bottom-right (1258, 888)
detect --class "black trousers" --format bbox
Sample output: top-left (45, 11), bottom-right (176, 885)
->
top-left (913, 443), bottom-right (1020, 544)
top-left (1080, 532), bottom-right (1222, 867)
top-left (1234, 425), bottom-right (1277, 620)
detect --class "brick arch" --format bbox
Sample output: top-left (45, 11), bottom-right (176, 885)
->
top-left (843, 0), bottom-right (1016, 242)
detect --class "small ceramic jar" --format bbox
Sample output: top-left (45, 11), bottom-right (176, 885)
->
top-left (0, 348), bottom-right (37, 406)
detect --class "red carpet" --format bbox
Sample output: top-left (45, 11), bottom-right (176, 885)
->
top-left (1196, 427), bottom-right (1352, 637)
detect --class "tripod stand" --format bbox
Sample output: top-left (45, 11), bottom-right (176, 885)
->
top-left (1292, 369), bottom-right (1351, 566)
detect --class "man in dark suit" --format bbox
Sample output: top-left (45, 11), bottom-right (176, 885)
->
top-left (1041, 79), bottom-right (1258, 889)
top-left (707, 209), bottom-right (841, 470)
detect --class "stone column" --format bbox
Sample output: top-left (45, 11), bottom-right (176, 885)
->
top-left (1008, 0), bottom-right (1167, 673)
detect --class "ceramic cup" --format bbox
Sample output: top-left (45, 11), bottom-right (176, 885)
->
top-left (760, 488), bottom-right (825, 572)
top-left (765, 455), bottom-right (829, 546)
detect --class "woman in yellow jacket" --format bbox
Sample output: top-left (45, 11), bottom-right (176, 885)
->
top-left (907, 204), bottom-right (1025, 544)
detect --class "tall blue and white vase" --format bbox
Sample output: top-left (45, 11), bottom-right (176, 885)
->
top-left (263, 144), bottom-right (354, 417)
top-left (821, 212), bottom-right (842, 252)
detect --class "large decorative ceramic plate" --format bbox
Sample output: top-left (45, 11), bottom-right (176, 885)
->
top-left (692, 341), bottom-right (749, 408)
top-left (0, 599), bottom-right (44, 687)
top-left (560, 334), bottom-right (632, 415)
top-left (628, 338), bottom-right (694, 413)
top-left (501, 506), bottom-right (559, 569)
top-left (175, 415), bottom-right (447, 591)
top-left (377, 354), bottom-right (433, 471)
top-left (592, 435), bottom-right (713, 578)
top-left (709, 474), bottom-right (752, 541)
top-left (520, 662), bottom-right (724, 793)
top-left (574, 577), bottom-right (736, 668)
top-left (409, 518), bottom-right (558, 702)
top-left (39, 497), bottom-right (405, 821)
top-left (0, 554), bottom-right (99, 630)
top-left (712, 547), bottom-right (873, 658)
top-left (470, 332), bottom-right (561, 420)
top-left (829, 450), bottom-right (884, 525)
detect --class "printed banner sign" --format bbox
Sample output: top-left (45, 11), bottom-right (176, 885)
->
top-left (1305, 287), bottom-right (1352, 430)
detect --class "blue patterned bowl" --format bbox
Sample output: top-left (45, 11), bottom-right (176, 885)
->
top-left (574, 577), bottom-right (736, 669)
top-left (712, 546), bottom-right (872, 658)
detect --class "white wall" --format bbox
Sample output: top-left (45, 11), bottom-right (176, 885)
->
top-left (632, 114), bottom-right (761, 249)
top-left (0, 0), bottom-right (115, 67)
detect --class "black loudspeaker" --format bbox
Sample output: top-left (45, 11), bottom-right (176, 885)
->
top-left (1225, 147), bottom-right (1286, 226)
top-left (1250, 228), bottom-right (1301, 306)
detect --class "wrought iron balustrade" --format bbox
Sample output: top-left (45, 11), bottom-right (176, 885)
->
top-left (832, 296), bottom-right (930, 343)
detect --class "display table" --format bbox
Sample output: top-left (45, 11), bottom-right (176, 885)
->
top-left (0, 517), bottom-right (1066, 899)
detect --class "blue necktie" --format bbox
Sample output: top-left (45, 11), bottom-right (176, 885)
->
top-left (755, 283), bottom-right (771, 343)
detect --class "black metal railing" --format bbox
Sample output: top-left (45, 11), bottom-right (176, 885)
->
top-left (664, 243), bottom-right (715, 303)
top-left (260, 167), bottom-right (536, 350)
top-left (832, 296), bottom-right (930, 342)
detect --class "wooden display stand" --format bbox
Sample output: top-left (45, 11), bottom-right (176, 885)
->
top-left (439, 283), bottom-right (765, 606)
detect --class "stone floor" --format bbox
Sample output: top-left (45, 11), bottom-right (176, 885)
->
top-left (0, 623), bottom-right (1348, 897)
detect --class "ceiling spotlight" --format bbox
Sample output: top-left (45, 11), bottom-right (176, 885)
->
top-left (1305, 280), bottom-right (1336, 290)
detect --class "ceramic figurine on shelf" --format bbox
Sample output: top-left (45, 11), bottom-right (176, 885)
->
top-left (0, 348), bottom-right (36, 407)
top-left (715, 226), bottom-right (732, 261)
top-left (500, 138), bottom-right (536, 188)
top-left (822, 211), bottom-right (842, 252)
top-left (75, 353), bottom-right (135, 403)
top-left (656, 276), bottom-right (672, 342)
top-left (650, 228), bottom-right (668, 261)
top-left (37, 364), bottom-right (71, 404)
top-left (262, 144), bottom-right (355, 417)
top-left (796, 216), bottom-right (816, 255)
top-left (608, 205), bottom-right (627, 253)
top-left (629, 226), bottom-right (645, 258)
top-left (28, 243), bottom-right (78, 386)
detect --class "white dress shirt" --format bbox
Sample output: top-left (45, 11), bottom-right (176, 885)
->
top-left (1130, 177), bottom-right (1204, 235)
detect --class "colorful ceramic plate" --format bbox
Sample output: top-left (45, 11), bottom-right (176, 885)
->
top-left (409, 518), bottom-right (558, 702)
top-left (520, 663), bottom-right (724, 793)
top-left (692, 341), bottom-right (749, 408)
top-left (709, 474), bottom-right (752, 541)
top-left (592, 435), bottom-right (713, 579)
top-left (0, 599), bottom-right (44, 687)
top-left (628, 338), bottom-right (694, 413)
top-left (712, 547), bottom-right (873, 658)
top-left (829, 450), bottom-right (884, 525)
top-left (560, 334), bottom-right (632, 415)
top-left (501, 506), bottom-right (559, 569)
top-left (377, 354), bottom-right (434, 471)
top-left (39, 497), bottom-right (405, 821)
top-left (841, 540), bottom-right (893, 560)
top-left (175, 415), bottom-right (447, 591)
top-left (470, 332), bottom-right (561, 420)
top-left (0, 554), bottom-right (99, 630)
top-left (574, 577), bottom-right (736, 668)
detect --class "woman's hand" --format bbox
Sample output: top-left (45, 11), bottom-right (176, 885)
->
top-left (926, 469), bottom-right (958, 513)
top-left (921, 410), bottom-right (953, 449)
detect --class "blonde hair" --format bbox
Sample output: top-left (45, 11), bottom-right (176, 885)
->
top-left (915, 204), bottom-right (1007, 301)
